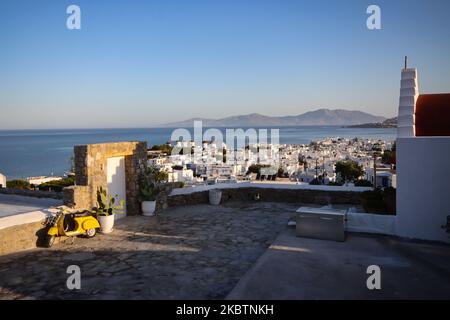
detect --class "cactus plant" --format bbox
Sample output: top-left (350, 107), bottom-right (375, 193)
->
top-left (92, 187), bottom-right (124, 216)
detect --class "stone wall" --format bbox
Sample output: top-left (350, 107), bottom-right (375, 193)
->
top-left (63, 141), bottom-right (147, 215)
top-left (0, 188), bottom-right (62, 200)
top-left (167, 187), bottom-right (363, 208)
top-left (63, 185), bottom-right (90, 209)
top-left (0, 221), bottom-right (47, 255)
top-left (155, 182), bottom-right (185, 212)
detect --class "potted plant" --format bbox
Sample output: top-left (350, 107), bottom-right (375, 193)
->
top-left (209, 188), bottom-right (222, 205)
top-left (140, 167), bottom-right (166, 216)
top-left (92, 187), bottom-right (124, 233)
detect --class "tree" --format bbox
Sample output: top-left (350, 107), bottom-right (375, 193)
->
top-left (334, 160), bottom-right (364, 183)
top-left (277, 167), bottom-right (284, 178)
top-left (382, 142), bottom-right (396, 165)
top-left (298, 155), bottom-right (306, 165)
top-left (222, 147), bottom-right (227, 163)
top-left (247, 164), bottom-right (269, 174)
top-left (246, 164), bottom-right (270, 179)
top-left (150, 144), bottom-right (173, 154)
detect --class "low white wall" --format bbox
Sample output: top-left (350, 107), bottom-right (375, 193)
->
top-left (397, 137), bottom-right (450, 243)
top-left (346, 212), bottom-right (396, 235)
top-left (170, 181), bottom-right (372, 196)
top-left (0, 210), bottom-right (49, 230)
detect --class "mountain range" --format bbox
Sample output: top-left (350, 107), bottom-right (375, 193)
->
top-left (160, 109), bottom-right (387, 127)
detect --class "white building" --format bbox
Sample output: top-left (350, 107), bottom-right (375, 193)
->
top-left (296, 170), bottom-right (316, 183)
top-left (167, 167), bottom-right (194, 183)
top-left (0, 173), bottom-right (6, 188)
top-left (208, 164), bottom-right (233, 178)
top-left (396, 63), bottom-right (450, 243)
top-left (27, 176), bottom-right (62, 186)
top-left (148, 156), bottom-right (166, 166)
top-left (366, 168), bottom-right (397, 188)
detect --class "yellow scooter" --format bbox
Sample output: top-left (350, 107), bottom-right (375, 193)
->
top-left (44, 208), bottom-right (100, 248)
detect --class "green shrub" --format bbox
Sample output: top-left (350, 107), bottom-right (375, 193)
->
top-left (354, 179), bottom-right (373, 187)
top-left (360, 187), bottom-right (396, 214)
top-left (6, 179), bottom-right (31, 190)
top-left (309, 178), bottom-right (322, 185)
top-left (38, 177), bottom-right (75, 192)
top-left (327, 181), bottom-right (343, 186)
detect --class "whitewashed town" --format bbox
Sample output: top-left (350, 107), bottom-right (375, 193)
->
top-left (147, 137), bottom-right (396, 189)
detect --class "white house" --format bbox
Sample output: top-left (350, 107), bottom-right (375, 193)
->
top-left (396, 63), bottom-right (450, 243)
top-left (296, 170), bottom-right (316, 183)
top-left (0, 173), bottom-right (6, 188)
top-left (168, 167), bottom-right (194, 183)
top-left (208, 164), bottom-right (233, 178)
top-left (366, 167), bottom-right (397, 188)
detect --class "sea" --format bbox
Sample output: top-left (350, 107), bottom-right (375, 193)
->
top-left (0, 126), bottom-right (396, 179)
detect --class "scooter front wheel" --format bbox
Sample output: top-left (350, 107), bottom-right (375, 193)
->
top-left (86, 228), bottom-right (97, 238)
top-left (45, 235), bottom-right (55, 248)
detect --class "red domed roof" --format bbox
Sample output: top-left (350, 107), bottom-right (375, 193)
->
top-left (415, 93), bottom-right (450, 136)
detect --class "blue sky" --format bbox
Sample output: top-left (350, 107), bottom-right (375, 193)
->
top-left (1, 0), bottom-right (449, 129)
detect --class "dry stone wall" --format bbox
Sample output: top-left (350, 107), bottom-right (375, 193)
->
top-left (63, 141), bottom-right (147, 215)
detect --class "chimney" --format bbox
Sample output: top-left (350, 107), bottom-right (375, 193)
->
top-left (397, 57), bottom-right (419, 138)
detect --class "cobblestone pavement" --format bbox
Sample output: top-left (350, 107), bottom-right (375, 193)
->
top-left (0, 202), bottom-right (296, 299)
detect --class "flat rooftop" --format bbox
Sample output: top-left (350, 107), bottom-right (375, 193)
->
top-left (1, 202), bottom-right (449, 299)
top-left (228, 229), bottom-right (450, 299)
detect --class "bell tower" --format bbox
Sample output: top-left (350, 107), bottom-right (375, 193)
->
top-left (397, 56), bottom-right (419, 138)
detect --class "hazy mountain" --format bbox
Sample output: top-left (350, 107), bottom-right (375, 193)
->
top-left (160, 109), bottom-right (386, 127)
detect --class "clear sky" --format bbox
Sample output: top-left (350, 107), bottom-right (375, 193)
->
top-left (1, 0), bottom-right (449, 129)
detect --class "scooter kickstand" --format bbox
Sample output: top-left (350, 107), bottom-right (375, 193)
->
top-left (70, 236), bottom-right (75, 245)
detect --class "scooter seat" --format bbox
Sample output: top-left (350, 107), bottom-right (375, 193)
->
top-left (73, 211), bottom-right (92, 217)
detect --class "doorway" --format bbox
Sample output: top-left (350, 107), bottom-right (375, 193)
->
top-left (106, 156), bottom-right (127, 219)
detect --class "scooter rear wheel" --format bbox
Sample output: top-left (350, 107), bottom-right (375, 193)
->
top-left (45, 235), bottom-right (55, 248)
top-left (86, 228), bottom-right (97, 238)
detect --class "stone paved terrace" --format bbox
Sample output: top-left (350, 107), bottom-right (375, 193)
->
top-left (0, 202), bottom-right (295, 299)
top-left (1, 202), bottom-right (450, 300)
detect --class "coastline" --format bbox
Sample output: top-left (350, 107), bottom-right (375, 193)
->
top-left (0, 126), bottom-right (397, 179)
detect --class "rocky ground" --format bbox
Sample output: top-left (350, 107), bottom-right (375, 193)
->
top-left (0, 202), bottom-right (296, 299)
